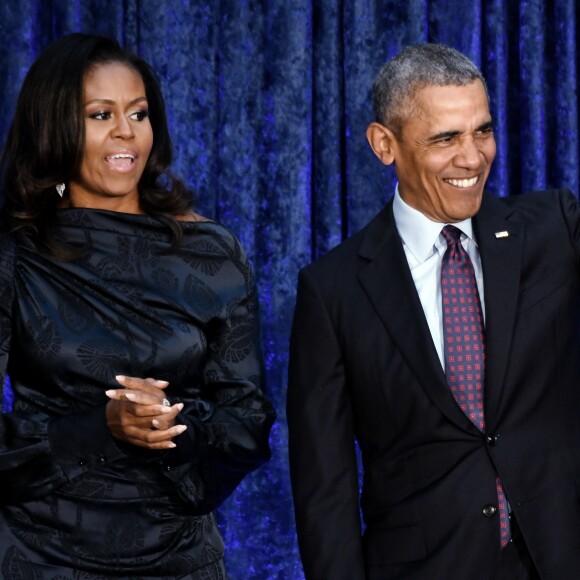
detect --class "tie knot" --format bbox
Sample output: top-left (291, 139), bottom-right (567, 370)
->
top-left (441, 225), bottom-right (463, 246)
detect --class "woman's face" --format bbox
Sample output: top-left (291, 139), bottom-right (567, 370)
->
top-left (68, 62), bottom-right (153, 213)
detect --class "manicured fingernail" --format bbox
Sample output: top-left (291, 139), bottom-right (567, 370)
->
top-left (167, 442), bottom-right (176, 448)
top-left (152, 419), bottom-right (160, 428)
top-left (125, 393), bottom-right (136, 401)
top-left (115, 375), bottom-right (126, 381)
top-left (175, 425), bottom-right (187, 434)
top-left (175, 403), bottom-right (184, 411)
top-left (105, 390), bottom-right (116, 398)
top-left (155, 380), bottom-right (169, 386)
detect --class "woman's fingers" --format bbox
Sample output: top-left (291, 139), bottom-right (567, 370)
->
top-left (106, 376), bottom-right (187, 449)
top-left (106, 398), bottom-right (187, 449)
top-left (106, 388), bottom-right (169, 407)
top-left (110, 375), bottom-right (174, 409)
top-left (123, 424), bottom-right (188, 449)
top-left (106, 390), bottom-right (183, 417)
top-left (115, 375), bottom-right (170, 392)
top-left (135, 423), bottom-right (187, 447)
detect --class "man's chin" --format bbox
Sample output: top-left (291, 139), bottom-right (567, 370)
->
top-left (451, 189), bottom-right (485, 218)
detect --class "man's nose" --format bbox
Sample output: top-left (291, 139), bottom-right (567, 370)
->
top-left (454, 136), bottom-right (482, 169)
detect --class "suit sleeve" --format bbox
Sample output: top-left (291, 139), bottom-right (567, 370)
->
top-left (287, 267), bottom-right (365, 580)
top-left (558, 188), bottom-right (580, 257)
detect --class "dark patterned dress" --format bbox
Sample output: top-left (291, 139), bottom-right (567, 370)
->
top-left (0, 209), bottom-right (275, 579)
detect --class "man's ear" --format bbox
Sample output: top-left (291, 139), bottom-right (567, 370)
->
top-left (366, 122), bottom-right (397, 166)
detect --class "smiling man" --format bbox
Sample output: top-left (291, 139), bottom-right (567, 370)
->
top-left (288, 44), bottom-right (580, 580)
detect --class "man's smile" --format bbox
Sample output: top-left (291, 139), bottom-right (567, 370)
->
top-left (443, 176), bottom-right (480, 188)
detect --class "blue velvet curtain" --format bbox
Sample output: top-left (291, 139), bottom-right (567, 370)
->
top-left (0, 1), bottom-right (578, 578)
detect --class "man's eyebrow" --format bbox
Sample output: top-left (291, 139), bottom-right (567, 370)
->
top-left (476, 120), bottom-right (494, 132)
top-left (427, 130), bottom-right (461, 143)
top-left (427, 120), bottom-right (494, 143)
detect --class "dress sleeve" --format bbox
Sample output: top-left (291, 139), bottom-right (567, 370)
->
top-left (157, 230), bottom-right (276, 513)
top-left (0, 233), bottom-right (126, 504)
top-left (0, 234), bottom-right (14, 403)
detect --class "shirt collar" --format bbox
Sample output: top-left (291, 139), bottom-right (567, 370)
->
top-left (392, 184), bottom-right (477, 263)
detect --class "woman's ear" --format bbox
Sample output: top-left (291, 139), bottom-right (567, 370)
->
top-left (366, 122), bottom-right (397, 166)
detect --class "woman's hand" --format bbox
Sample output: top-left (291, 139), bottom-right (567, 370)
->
top-left (105, 375), bottom-right (187, 450)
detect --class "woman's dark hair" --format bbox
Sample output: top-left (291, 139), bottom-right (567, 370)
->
top-left (0, 33), bottom-right (192, 255)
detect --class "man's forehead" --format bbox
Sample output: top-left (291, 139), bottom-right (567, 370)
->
top-left (404, 81), bottom-right (491, 126)
top-left (413, 79), bottom-right (487, 103)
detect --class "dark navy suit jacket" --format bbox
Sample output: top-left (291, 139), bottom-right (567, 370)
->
top-left (288, 190), bottom-right (580, 579)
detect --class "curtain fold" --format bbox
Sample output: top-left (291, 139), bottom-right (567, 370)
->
top-left (0, 1), bottom-right (578, 577)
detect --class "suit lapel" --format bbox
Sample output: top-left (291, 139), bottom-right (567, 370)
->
top-left (473, 195), bottom-right (524, 428)
top-left (357, 203), bottom-right (481, 433)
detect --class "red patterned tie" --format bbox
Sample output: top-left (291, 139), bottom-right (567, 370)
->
top-left (441, 225), bottom-right (511, 548)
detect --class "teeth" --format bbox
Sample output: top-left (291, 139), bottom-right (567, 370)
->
top-left (446, 176), bottom-right (478, 188)
top-left (109, 154), bottom-right (134, 160)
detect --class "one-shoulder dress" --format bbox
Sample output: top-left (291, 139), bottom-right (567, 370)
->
top-left (0, 209), bottom-right (275, 578)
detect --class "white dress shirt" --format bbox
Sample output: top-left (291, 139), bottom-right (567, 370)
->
top-left (392, 186), bottom-right (486, 367)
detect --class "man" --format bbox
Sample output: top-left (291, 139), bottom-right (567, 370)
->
top-left (287, 44), bottom-right (580, 579)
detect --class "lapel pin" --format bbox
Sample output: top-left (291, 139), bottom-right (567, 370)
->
top-left (495, 231), bottom-right (509, 238)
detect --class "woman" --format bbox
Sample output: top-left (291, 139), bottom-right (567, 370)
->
top-left (0, 33), bottom-right (275, 578)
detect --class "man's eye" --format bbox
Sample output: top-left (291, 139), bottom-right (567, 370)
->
top-left (435, 136), bottom-right (456, 145)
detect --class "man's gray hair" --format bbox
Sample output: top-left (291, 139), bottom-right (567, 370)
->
top-left (372, 43), bottom-right (487, 136)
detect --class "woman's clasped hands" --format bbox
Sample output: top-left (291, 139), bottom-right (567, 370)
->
top-left (105, 375), bottom-right (187, 450)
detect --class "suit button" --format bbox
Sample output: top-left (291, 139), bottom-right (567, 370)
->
top-left (482, 504), bottom-right (497, 517)
top-left (486, 434), bottom-right (498, 446)
top-left (78, 457), bottom-right (87, 466)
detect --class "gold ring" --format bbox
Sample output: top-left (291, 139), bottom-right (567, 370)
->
top-left (162, 398), bottom-right (171, 407)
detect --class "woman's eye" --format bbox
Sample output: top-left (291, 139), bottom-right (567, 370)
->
top-left (130, 110), bottom-right (149, 121)
top-left (90, 111), bottom-right (111, 120)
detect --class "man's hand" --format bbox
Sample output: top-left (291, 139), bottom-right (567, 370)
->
top-left (105, 375), bottom-right (187, 450)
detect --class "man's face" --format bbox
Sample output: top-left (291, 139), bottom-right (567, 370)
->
top-left (390, 80), bottom-right (496, 223)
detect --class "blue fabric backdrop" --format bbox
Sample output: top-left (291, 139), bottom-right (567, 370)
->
top-left (0, 1), bottom-right (578, 578)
